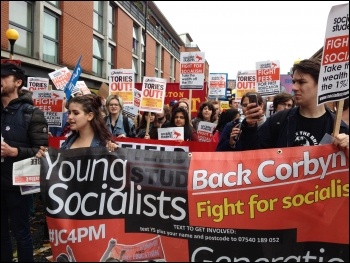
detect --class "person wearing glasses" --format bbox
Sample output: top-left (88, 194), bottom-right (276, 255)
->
top-left (104, 94), bottom-right (136, 138)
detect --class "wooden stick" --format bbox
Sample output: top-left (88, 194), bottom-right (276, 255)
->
top-left (188, 90), bottom-right (192, 119)
top-left (145, 111), bottom-right (151, 136)
top-left (332, 99), bottom-right (344, 136)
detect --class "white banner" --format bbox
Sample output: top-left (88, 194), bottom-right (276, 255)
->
top-left (317, 3), bottom-right (349, 105)
top-left (157, 127), bottom-right (184, 141)
top-left (180, 52), bottom-right (205, 90)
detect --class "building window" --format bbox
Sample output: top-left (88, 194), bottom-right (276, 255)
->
top-left (9, 1), bottom-right (33, 57)
top-left (93, 37), bottom-right (103, 77)
top-left (141, 61), bottom-right (145, 80)
top-left (141, 31), bottom-right (145, 60)
top-left (46, 1), bottom-right (59, 8)
top-left (132, 57), bottom-right (139, 81)
top-left (93, 1), bottom-right (103, 33)
top-left (132, 25), bottom-right (139, 55)
top-left (155, 43), bottom-right (160, 68)
top-left (161, 47), bottom-right (164, 77)
top-left (170, 56), bottom-right (175, 83)
top-left (132, 1), bottom-right (144, 13)
top-left (107, 45), bottom-right (115, 79)
top-left (108, 3), bottom-right (115, 41)
top-left (43, 10), bottom-right (59, 64)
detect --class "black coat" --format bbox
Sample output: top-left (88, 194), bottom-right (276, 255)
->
top-left (1, 92), bottom-right (48, 191)
top-left (237, 107), bottom-right (349, 150)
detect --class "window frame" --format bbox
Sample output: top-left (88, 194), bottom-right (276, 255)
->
top-left (9, 1), bottom-right (34, 57)
top-left (93, 1), bottom-right (103, 33)
top-left (42, 8), bottom-right (59, 64)
top-left (92, 36), bottom-right (104, 77)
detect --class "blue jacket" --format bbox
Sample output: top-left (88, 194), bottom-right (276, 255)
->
top-left (105, 114), bottom-right (136, 137)
top-left (60, 133), bottom-right (106, 149)
top-left (216, 121), bottom-right (237, 151)
top-left (236, 107), bottom-right (349, 150)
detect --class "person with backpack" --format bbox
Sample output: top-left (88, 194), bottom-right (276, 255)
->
top-left (236, 59), bottom-right (349, 154)
top-left (104, 94), bottom-right (136, 138)
top-left (1, 63), bottom-right (48, 262)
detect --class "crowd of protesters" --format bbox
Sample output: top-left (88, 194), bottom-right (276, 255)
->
top-left (1, 58), bottom-right (349, 262)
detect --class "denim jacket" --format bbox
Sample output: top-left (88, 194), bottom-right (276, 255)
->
top-left (60, 133), bottom-right (105, 149)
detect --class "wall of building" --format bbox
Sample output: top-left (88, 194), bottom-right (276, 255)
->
top-left (60, 2), bottom-right (93, 71)
top-left (116, 8), bottom-right (133, 70)
top-left (1, 1), bottom-right (208, 90)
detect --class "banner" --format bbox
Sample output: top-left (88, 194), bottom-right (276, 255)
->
top-left (180, 52), bottom-right (205, 90)
top-left (256, 60), bottom-right (280, 96)
top-left (157, 127), bottom-right (184, 141)
top-left (134, 82), bottom-right (208, 119)
top-left (197, 121), bottom-right (216, 142)
top-left (65, 55), bottom-right (82, 101)
top-left (122, 88), bottom-right (141, 119)
top-left (40, 145), bottom-right (349, 261)
top-left (109, 69), bottom-right (134, 106)
top-left (48, 137), bottom-right (218, 152)
top-left (48, 67), bottom-right (72, 91)
top-left (208, 73), bottom-right (228, 99)
top-left (317, 3), bottom-right (349, 105)
top-left (236, 70), bottom-right (256, 101)
top-left (139, 77), bottom-right (167, 113)
top-left (32, 90), bottom-right (65, 127)
top-left (27, 77), bottom-right (49, 91)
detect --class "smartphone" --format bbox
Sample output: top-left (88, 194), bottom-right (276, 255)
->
top-left (248, 94), bottom-right (258, 106)
top-left (248, 94), bottom-right (260, 119)
top-left (232, 118), bottom-right (240, 127)
top-left (232, 118), bottom-right (242, 142)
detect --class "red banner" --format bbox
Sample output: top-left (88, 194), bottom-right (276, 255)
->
top-left (40, 144), bottom-right (349, 262)
top-left (49, 137), bottom-right (218, 152)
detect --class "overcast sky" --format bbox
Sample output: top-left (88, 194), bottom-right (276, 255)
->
top-left (154, 1), bottom-right (347, 79)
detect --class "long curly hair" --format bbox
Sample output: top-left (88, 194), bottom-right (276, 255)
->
top-left (196, 101), bottom-right (216, 122)
top-left (68, 94), bottom-right (113, 143)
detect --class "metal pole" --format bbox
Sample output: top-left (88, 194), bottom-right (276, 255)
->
top-left (143, 1), bottom-right (148, 81)
top-left (9, 40), bottom-right (15, 59)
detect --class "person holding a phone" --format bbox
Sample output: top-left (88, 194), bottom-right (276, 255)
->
top-left (236, 59), bottom-right (349, 155)
top-left (215, 109), bottom-right (241, 151)
top-left (244, 92), bottom-right (266, 127)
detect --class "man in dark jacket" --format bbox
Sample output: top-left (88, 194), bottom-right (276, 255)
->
top-left (237, 59), bottom-right (349, 155)
top-left (1, 63), bottom-right (48, 262)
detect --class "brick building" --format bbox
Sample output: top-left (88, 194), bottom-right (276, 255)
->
top-left (1, 1), bottom-right (209, 91)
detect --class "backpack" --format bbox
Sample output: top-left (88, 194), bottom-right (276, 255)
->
top-left (122, 116), bottom-right (130, 136)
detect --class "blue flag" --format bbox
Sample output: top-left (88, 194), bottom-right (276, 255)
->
top-left (65, 55), bottom-right (82, 101)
